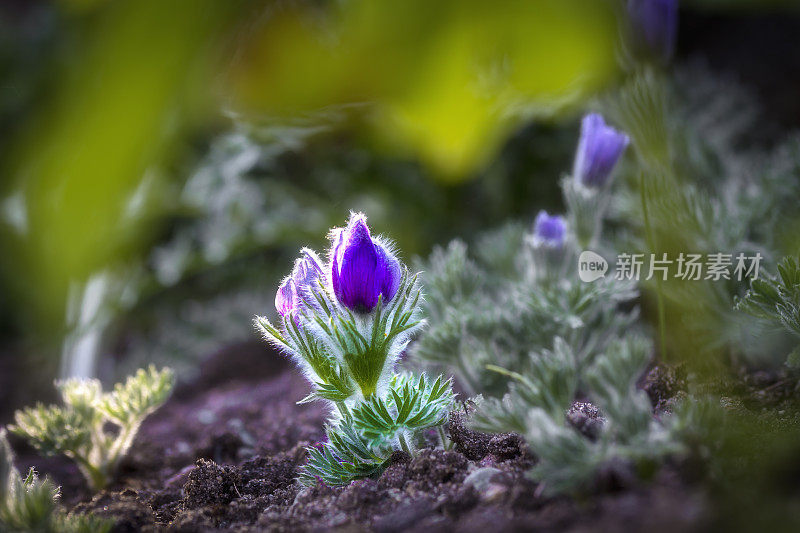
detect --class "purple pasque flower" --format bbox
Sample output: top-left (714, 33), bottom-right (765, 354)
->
top-left (275, 249), bottom-right (324, 319)
top-left (627, 0), bottom-right (678, 62)
top-left (330, 213), bottom-right (401, 313)
top-left (573, 113), bottom-right (630, 188)
top-left (533, 210), bottom-right (567, 248)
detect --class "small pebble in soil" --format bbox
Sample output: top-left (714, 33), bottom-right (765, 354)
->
top-left (567, 401), bottom-right (606, 440)
top-left (642, 363), bottom-right (688, 412)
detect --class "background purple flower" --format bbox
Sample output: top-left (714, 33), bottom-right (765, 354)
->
top-left (573, 113), bottom-right (630, 188)
top-left (331, 214), bottom-right (401, 313)
top-left (627, 0), bottom-right (678, 62)
top-left (533, 211), bottom-right (567, 248)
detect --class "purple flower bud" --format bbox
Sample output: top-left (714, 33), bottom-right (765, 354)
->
top-left (276, 249), bottom-right (324, 319)
top-left (331, 213), bottom-right (401, 313)
top-left (573, 113), bottom-right (630, 188)
top-left (275, 277), bottom-right (298, 317)
top-left (627, 0), bottom-right (678, 62)
top-left (533, 210), bottom-right (567, 248)
top-left (293, 248), bottom-right (324, 291)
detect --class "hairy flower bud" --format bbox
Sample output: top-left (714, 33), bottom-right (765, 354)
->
top-left (276, 249), bottom-right (325, 319)
top-left (533, 211), bottom-right (567, 249)
top-left (294, 249), bottom-right (324, 288)
top-left (573, 113), bottom-right (630, 189)
top-left (331, 213), bottom-right (401, 313)
top-left (627, 0), bottom-right (678, 62)
top-left (275, 277), bottom-right (298, 317)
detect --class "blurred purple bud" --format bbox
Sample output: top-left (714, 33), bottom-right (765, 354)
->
top-left (627, 0), bottom-right (678, 62)
top-left (573, 113), bottom-right (630, 188)
top-left (533, 211), bottom-right (567, 248)
top-left (331, 213), bottom-right (401, 313)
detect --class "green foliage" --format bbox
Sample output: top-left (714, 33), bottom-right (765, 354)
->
top-left (473, 337), bottom-right (694, 495)
top-left (736, 255), bottom-right (800, 365)
top-left (604, 65), bottom-right (800, 364)
top-left (413, 75), bottom-right (711, 494)
top-left (414, 224), bottom-right (637, 398)
top-left (352, 374), bottom-right (454, 448)
top-left (0, 430), bottom-right (113, 533)
top-left (298, 424), bottom-right (393, 487)
top-left (10, 366), bottom-right (174, 491)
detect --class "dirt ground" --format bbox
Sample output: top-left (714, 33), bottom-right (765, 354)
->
top-left (3, 342), bottom-right (727, 532)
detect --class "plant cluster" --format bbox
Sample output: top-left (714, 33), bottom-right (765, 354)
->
top-left (10, 366), bottom-right (174, 491)
top-left (413, 0), bottom-right (800, 495)
top-left (604, 62), bottom-right (800, 364)
top-left (472, 336), bottom-right (705, 494)
top-left (0, 430), bottom-right (112, 533)
top-left (256, 213), bottom-right (454, 486)
top-left (414, 112), bottom-right (638, 399)
top-left (411, 70), bottom-right (727, 491)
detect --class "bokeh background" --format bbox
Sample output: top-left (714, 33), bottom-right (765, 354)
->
top-left (1, 0), bottom-right (800, 421)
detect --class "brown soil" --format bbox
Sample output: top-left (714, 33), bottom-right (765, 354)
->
top-left (9, 350), bottom-right (710, 532)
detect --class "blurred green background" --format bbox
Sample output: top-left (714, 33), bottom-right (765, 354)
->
top-left (0, 0), bottom-right (620, 393)
top-left (1, 0), bottom-right (800, 415)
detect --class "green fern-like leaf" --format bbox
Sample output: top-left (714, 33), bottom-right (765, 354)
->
top-left (352, 374), bottom-right (454, 445)
top-left (298, 424), bottom-right (392, 486)
top-left (10, 405), bottom-right (92, 458)
top-left (95, 366), bottom-right (174, 425)
top-left (10, 367), bottom-right (174, 491)
top-left (1, 430), bottom-right (113, 532)
top-left (736, 255), bottom-right (800, 340)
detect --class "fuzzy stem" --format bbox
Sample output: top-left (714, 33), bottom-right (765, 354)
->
top-left (70, 453), bottom-right (107, 491)
top-left (336, 402), bottom-right (352, 422)
top-left (108, 419), bottom-right (141, 475)
top-left (437, 425), bottom-right (450, 450)
top-left (639, 172), bottom-right (668, 360)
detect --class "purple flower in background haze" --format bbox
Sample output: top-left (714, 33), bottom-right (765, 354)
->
top-left (331, 213), bottom-right (401, 313)
top-left (573, 113), bottom-right (630, 188)
top-left (533, 211), bottom-right (567, 248)
top-left (627, 0), bottom-right (678, 62)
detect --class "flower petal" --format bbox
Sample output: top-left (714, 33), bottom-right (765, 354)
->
top-left (377, 245), bottom-right (401, 303)
top-left (533, 210), bottom-right (567, 248)
top-left (294, 248), bottom-right (324, 289)
top-left (275, 276), bottom-right (297, 317)
top-left (627, 0), bottom-right (678, 62)
top-left (330, 228), bottom-right (345, 299)
top-left (573, 113), bottom-right (629, 188)
top-left (335, 215), bottom-right (382, 312)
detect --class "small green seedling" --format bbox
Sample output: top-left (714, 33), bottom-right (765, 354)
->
top-left (1, 429), bottom-right (113, 533)
top-left (10, 366), bottom-right (174, 492)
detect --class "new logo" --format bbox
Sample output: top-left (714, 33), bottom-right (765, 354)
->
top-left (578, 251), bottom-right (608, 282)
